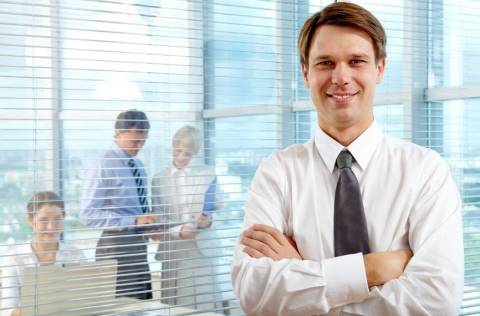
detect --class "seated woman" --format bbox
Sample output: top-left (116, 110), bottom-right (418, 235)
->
top-left (1, 191), bottom-right (85, 316)
top-left (151, 125), bottom-right (222, 311)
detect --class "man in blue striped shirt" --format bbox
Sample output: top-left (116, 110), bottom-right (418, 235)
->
top-left (81, 110), bottom-right (157, 300)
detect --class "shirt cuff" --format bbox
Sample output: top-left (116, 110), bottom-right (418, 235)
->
top-left (323, 252), bottom-right (370, 308)
top-left (168, 224), bottom-right (183, 239)
top-left (119, 214), bottom-right (137, 229)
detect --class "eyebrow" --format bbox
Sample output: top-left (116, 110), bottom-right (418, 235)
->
top-left (351, 54), bottom-right (371, 59)
top-left (312, 53), bottom-right (371, 61)
top-left (312, 55), bottom-right (331, 61)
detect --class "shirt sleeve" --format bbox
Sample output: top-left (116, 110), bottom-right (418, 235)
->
top-left (343, 152), bottom-right (464, 316)
top-left (80, 159), bottom-right (136, 229)
top-left (231, 154), bottom-right (370, 316)
top-left (202, 176), bottom-right (217, 213)
top-left (1, 255), bottom-right (20, 316)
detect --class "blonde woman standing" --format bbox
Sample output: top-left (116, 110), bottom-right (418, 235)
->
top-left (151, 125), bottom-right (222, 311)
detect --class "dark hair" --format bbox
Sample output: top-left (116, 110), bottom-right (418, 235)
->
top-left (298, 2), bottom-right (386, 67)
top-left (115, 110), bottom-right (150, 132)
top-left (27, 191), bottom-right (65, 217)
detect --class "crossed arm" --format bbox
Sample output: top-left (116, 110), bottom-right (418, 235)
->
top-left (241, 224), bottom-right (412, 288)
top-left (232, 154), bottom-right (463, 316)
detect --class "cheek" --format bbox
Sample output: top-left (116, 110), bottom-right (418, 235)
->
top-left (309, 72), bottom-right (330, 90)
top-left (173, 152), bottom-right (181, 160)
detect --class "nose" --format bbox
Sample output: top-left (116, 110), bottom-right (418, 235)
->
top-left (331, 63), bottom-right (351, 86)
top-left (46, 220), bottom-right (56, 232)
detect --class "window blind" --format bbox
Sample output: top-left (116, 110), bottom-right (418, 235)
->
top-left (0, 0), bottom-right (479, 315)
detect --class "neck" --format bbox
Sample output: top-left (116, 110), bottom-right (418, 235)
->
top-left (32, 239), bottom-right (58, 263)
top-left (114, 140), bottom-right (134, 157)
top-left (319, 119), bottom-right (373, 146)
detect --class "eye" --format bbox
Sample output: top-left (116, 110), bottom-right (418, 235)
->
top-left (351, 59), bottom-right (366, 65)
top-left (317, 60), bottom-right (333, 66)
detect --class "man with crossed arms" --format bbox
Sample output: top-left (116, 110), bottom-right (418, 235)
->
top-left (231, 2), bottom-right (463, 315)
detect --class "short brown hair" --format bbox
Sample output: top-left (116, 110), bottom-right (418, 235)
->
top-left (27, 191), bottom-right (65, 217)
top-left (298, 2), bottom-right (386, 67)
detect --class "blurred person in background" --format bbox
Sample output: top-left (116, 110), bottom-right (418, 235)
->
top-left (151, 125), bottom-right (222, 311)
top-left (1, 191), bottom-right (85, 316)
top-left (81, 109), bottom-right (159, 300)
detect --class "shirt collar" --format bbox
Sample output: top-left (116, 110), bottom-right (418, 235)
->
top-left (314, 120), bottom-right (383, 173)
top-left (112, 142), bottom-right (132, 163)
top-left (170, 164), bottom-right (191, 176)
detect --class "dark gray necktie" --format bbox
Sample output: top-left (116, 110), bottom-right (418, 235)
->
top-left (334, 150), bottom-right (370, 256)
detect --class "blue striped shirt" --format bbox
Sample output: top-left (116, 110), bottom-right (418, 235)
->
top-left (80, 143), bottom-right (148, 230)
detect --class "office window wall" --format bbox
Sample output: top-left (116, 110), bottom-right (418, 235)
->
top-left (0, 0), bottom-right (479, 315)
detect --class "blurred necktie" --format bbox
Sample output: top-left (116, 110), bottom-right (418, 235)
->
top-left (334, 150), bottom-right (370, 256)
top-left (128, 158), bottom-right (149, 213)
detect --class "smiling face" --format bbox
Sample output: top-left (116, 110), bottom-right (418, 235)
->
top-left (302, 25), bottom-right (385, 137)
top-left (172, 140), bottom-right (196, 169)
top-left (28, 204), bottom-right (64, 243)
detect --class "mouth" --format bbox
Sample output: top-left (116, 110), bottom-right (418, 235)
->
top-left (326, 92), bottom-right (359, 104)
top-left (39, 234), bottom-right (59, 239)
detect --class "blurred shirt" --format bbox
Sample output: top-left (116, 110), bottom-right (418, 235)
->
top-left (1, 242), bottom-right (85, 316)
top-left (81, 143), bottom-right (148, 230)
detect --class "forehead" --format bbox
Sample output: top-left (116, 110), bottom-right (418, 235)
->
top-left (120, 130), bottom-right (148, 139)
top-left (309, 25), bottom-right (375, 60)
top-left (174, 139), bottom-right (194, 150)
top-left (34, 205), bottom-right (64, 217)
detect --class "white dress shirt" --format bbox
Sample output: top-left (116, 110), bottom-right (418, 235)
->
top-left (151, 164), bottom-right (219, 250)
top-left (1, 242), bottom-right (85, 316)
top-left (231, 121), bottom-right (464, 316)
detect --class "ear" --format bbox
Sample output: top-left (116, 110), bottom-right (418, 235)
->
top-left (27, 213), bottom-right (34, 228)
top-left (376, 58), bottom-right (386, 84)
top-left (302, 64), bottom-right (310, 88)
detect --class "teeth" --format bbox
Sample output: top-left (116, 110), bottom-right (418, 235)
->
top-left (332, 94), bottom-right (352, 99)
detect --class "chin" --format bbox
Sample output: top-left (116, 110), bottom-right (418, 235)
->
top-left (39, 235), bottom-right (60, 242)
top-left (174, 161), bottom-right (187, 168)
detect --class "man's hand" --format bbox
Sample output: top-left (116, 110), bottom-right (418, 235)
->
top-left (135, 214), bottom-right (158, 226)
top-left (135, 214), bottom-right (162, 241)
top-left (364, 249), bottom-right (413, 287)
top-left (241, 224), bottom-right (302, 260)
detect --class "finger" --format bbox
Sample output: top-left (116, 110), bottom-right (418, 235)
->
top-left (244, 229), bottom-right (282, 253)
top-left (243, 246), bottom-right (279, 260)
top-left (251, 224), bottom-right (288, 246)
top-left (241, 236), bottom-right (278, 258)
top-left (243, 246), bottom-right (266, 259)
